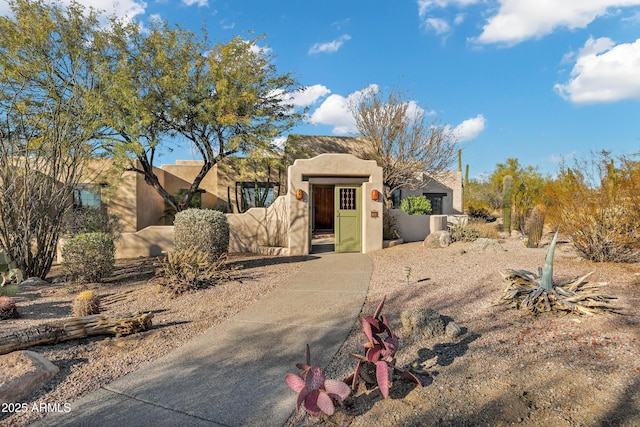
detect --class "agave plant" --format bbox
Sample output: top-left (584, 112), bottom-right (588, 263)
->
top-left (496, 230), bottom-right (618, 315)
top-left (348, 296), bottom-right (421, 398)
top-left (285, 344), bottom-right (351, 417)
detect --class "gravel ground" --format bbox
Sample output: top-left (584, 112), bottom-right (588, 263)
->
top-left (286, 238), bottom-right (640, 427)
top-left (1, 238), bottom-right (639, 427)
top-left (0, 253), bottom-right (306, 426)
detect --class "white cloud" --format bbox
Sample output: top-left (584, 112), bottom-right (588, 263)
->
top-left (0, 0), bottom-right (146, 23)
top-left (308, 35), bottom-right (352, 55)
top-left (417, 0), bottom-right (479, 18)
top-left (475, 1), bottom-right (640, 45)
top-left (308, 84), bottom-right (378, 134)
top-left (182, 0), bottom-right (208, 6)
top-left (290, 85), bottom-right (331, 107)
top-left (417, 1), bottom-right (640, 45)
top-left (554, 37), bottom-right (640, 103)
top-left (426, 17), bottom-right (451, 35)
top-left (453, 114), bottom-right (486, 141)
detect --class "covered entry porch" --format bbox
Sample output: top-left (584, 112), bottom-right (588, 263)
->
top-left (286, 153), bottom-right (383, 256)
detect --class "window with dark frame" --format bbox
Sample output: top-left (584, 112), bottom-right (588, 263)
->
top-left (236, 181), bottom-right (279, 212)
top-left (73, 184), bottom-right (103, 209)
top-left (423, 192), bottom-right (447, 215)
top-left (391, 189), bottom-right (402, 208)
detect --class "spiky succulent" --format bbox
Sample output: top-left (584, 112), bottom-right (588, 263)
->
top-left (348, 296), bottom-right (421, 398)
top-left (496, 230), bottom-right (618, 315)
top-left (286, 344), bottom-right (351, 417)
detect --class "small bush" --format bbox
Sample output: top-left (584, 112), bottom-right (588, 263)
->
top-left (62, 232), bottom-right (115, 282)
top-left (0, 296), bottom-right (19, 320)
top-left (400, 196), bottom-right (432, 215)
top-left (72, 290), bottom-right (101, 317)
top-left (466, 205), bottom-right (495, 222)
top-left (156, 247), bottom-right (236, 295)
top-left (174, 209), bottom-right (229, 261)
top-left (448, 221), bottom-right (498, 242)
top-left (566, 205), bottom-right (640, 263)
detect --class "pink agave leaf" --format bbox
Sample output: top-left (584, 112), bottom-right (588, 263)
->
top-left (324, 379), bottom-right (351, 401)
top-left (351, 360), bottom-right (363, 390)
top-left (305, 343), bottom-right (310, 365)
top-left (373, 296), bottom-right (386, 318)
top-left (383, 335), bottom-right (399, 354)
top-left (376, 361), bottom-right (390, 399)
top-left (316, 392), bottom-right (336, 416)
top-left (397, 368), bottom-right (423, 386)
top-left (360, 316), bottom-right (380, 343)
top-left (303, 390), bottom-right (322, 416)
top-left (306, 366), bottom-right (325, 391)
top-left (380, 315), bottom-right (395, 338)
top-left (366, 346), bottom-right (382, 362)
top-left (285, 373), bottom-right (305, 392)
top-left (296, 386), bottom-right (309, 409)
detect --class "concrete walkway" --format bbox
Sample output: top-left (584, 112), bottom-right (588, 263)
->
top-left (37, 252), bottom-right (372, 427)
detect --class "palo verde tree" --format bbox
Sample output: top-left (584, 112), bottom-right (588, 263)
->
top-left (98, 20), bottom-right (304, 212)
top-left (0, 0), bottom-right (106, 278)
top-left (349, 87), bottom-right (458, 205)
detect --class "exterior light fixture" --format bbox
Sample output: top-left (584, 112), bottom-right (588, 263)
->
top-left (295, 189), bottom-right (304, 200)
top-left (403, 266), bottom-right (412, 285)
top-left (371, 189), bottom-right (380, 201)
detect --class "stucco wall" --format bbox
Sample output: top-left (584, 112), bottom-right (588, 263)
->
top-left (287, 153), bottom-right (384, 255)
top-left (226, 196), bottom-right (288, 253)
top-left (392, 211), bottom-right (449, 242)
top-left (115, 226), bottom-right (175, 258)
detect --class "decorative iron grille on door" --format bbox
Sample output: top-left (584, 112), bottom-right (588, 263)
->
top-left (339, 188), bottom-right (357, 210)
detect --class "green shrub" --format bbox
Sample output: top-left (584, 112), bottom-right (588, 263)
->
top-left (400, 195), bottom-right (432, 215)
top-left (62, 232), bottom-right (115, 282)
top-left (174, 208), bottom-right (229, 261)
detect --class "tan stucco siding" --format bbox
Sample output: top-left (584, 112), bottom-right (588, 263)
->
top-left (287, 153), bottom-right (384, 255)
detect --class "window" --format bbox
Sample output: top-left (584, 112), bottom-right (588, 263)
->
top-left (423, 192), bottom-right (447, 215)
top-left (391, 190), bottom-right (402, 208)
top-left (339, 188), bottom-right (357, 210)
top-left (236, 182), bottom-right (279, 212)
top-left (73, 184), bottom-right (103, 209)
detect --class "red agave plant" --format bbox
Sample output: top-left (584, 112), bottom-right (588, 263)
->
top-left (348, 296), bottom-right (421, 398)
top-left (286, 344), bottom-right (351, 417)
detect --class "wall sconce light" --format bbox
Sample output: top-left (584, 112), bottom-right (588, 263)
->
top-left (371, 189), bottom-right (380, 201)
top-left (296, 189), bottom-right (304, 200)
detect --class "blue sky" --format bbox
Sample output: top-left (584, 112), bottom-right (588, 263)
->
top-left (3, 0), bottom-right (640, 178)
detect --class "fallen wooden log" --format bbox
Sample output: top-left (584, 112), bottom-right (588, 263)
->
top-left (0, 312), bottom-right (153, 355)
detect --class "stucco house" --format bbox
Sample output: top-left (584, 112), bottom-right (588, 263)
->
top-left (71, 135), bottom-right (463, 258)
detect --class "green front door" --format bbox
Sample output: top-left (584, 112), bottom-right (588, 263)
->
top-left (335, 185), bottom-right (361, 252)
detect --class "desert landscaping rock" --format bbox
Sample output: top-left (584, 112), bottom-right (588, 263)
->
top-left (465, 237), bottom-right (506, 253)
top-left (0, 350), bottom-right (59, 402)
top-left (445, 321), bottom-right (462, 338)
top-left (422, 231), bottom-right (451, 249)
top-left (20, 277), bottom-right (50, 287)
top-left (400, 306), bottom-right (445, 342)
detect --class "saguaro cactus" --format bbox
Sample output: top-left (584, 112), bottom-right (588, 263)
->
top-left (502, 175), bottom-right (514, 234)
